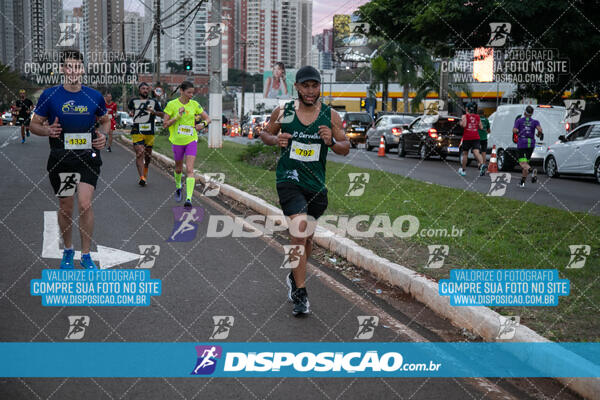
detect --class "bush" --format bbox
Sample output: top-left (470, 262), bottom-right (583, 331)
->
top-left (239, 142), bottom-right (280, 171)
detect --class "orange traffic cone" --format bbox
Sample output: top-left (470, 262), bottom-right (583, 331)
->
top-left (230, 127), bottom-right (235, 137)
top-left (488, 145), bottom-right (498, 173)
top-left (248, 129), bottom-right (253, 139)
top-left (377, 135), bottom-right (386, 157)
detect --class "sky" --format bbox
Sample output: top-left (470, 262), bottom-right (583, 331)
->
top-left (62, 0), bottom-right (369, 35)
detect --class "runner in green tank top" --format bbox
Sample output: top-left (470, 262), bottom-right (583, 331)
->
top-left (260, 66), bottom-right (350, 316)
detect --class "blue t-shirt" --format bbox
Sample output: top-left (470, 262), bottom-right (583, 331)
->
top-left (513, 116), bottom-right (540, 149)
top-left (34, 85), bottom-right (107, 150)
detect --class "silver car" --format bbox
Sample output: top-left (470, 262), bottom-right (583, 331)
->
top-left (365, 115), bottom-right (416, 152)
top-left (544, 121), bottom-right (600, 183)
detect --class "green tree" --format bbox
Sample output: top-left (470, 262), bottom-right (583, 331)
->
top-left (358, 0), bottom-right (600, 101)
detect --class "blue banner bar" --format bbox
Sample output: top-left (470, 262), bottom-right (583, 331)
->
top-left (0, 343), bottom-right (598, 378)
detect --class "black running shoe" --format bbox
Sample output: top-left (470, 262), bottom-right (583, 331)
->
top-left (292, 287), bottom-right (310, 316)
top-left (175, 188), bottom-right (183, 202)
top-left (531, 168), bottom-right (538, 183)
top-left (184, 199), bottom-right (192, 209)
top-left (286, 272), bottom-right (297, 302)
top-left (107, 146), bottom-right (112, 152)
top-left (138, 177), bottom-right (146, 186)
top-left (519, 177), bottom-right (526, 188)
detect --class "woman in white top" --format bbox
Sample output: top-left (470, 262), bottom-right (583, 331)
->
top-left (263, 62), bottom-right (289, 99)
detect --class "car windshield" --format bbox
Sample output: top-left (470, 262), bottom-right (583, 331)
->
top-left (347, 113), bottom-right (372, 123)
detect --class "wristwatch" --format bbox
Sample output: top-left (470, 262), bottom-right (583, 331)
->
top-left (327, 137), bottom-right (337, 147)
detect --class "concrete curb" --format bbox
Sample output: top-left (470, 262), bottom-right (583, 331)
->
top-left (118, 136), bottom-right (599, 399)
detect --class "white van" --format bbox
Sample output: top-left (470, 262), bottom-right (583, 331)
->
top-left (488, 104), bottom-right (568, 171)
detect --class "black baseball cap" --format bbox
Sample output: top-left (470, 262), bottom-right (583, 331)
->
top-left (295, 66), bottom-right (321, 83)
top-left (525, 105), bottom-right (534, 115)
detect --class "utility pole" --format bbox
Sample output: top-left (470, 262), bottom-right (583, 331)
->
top-left (252, 83), bottom-right (255, 112)
top-left (153, 0), bottom-right (161, 85)
top-left (237, 41), bottom-right (248, 125)
top-left (208, 0), bottom-right (223, 148)
top-left (116, 19), bottom-right (134, 110)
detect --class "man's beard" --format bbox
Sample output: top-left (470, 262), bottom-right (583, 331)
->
top-left (140, 92), bottom-right (148, 99)
top-left (298, 91), bottom-right (320, 107)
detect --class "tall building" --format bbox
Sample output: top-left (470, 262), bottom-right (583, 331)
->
top-left (0, 0), bottom-right (63, 72)
top-left (297, 0), bottom-right (312, 67)
top-left (124, 11), bottom-right (144, 55)
top-left (322, 28), bottom-right (333, 53)
top-left (83, 0), bottom-right (124, 56)
top-left (279, 0), bottom-right (298, 71)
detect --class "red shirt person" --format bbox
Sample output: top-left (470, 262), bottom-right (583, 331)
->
top-left (103, 91), bottom-right (117, 151)
top-left (458, 102), bottom-right (486, 176)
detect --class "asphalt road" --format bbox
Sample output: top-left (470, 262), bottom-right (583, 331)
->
top-left (0, 126), bottom-right (581, 399)
top-left (227, 135), bottom-right (600, 215)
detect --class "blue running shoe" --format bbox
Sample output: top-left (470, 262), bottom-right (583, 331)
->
top-left (60, 249), bottom-right (75, 269)
top-left (175, 188), bottom-right (182, 202)
top-left (80, 253), bottom-right (99, 269)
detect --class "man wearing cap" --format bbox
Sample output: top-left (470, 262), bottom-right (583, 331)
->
top-left (513, 105), bottom-right (543, 187)
top-left (260, 65), bottom-right (350, 316)
top-left (128, 82), bottom-right (164, 186)
top-left (15, 89), bottom-right (34, 143)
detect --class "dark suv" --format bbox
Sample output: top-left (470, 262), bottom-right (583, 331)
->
top-left (397, 115), bottom-right (462, 160)
top-left (342, 112), bottom-right (374, 147)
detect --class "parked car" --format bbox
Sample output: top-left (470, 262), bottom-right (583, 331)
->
top-left (117, 111), bottom-right (133, 129)
top-left (365, 114), bottom-right (417, 152)
top-left (396, 115), bottom-right (463, 160)
top-left (342, 112), bottom-right (374, 148)
top-left (488, 104), bottom-right (568, 171)
top-left (544, 121), bottom-right (600, 184)
top-left (1, 111), bottom-right (13, 125)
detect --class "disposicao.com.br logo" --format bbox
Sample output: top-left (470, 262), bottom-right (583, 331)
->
top-left (192, 348), bottom-right (441, 375)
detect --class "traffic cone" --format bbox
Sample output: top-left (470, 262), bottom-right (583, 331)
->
top-left (377, 135), bottom-right (386, 157)
top-left (488, 145), bottom-right (498, 173)
top-left (230, 127), bottom-right (235, 137)
top-left (248, 129), bottom-right (253, 139)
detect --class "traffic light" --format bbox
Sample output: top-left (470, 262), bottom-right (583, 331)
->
top-left (183, 58), bottom-right (193, 71)
top-left (360, 98), bottom-right (366, 109)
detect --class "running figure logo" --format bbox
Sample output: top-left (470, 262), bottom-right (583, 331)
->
top-left (282, 245), bottom-right (304, 269)
top-left (496, 316), bottom-right (520, 340)
top-left (168, 207), bottom-right (204, 242)
top-left (204, 23), bottom-right (225, 46)
top-left (563, 100), bottom-right (586, 124)
top-left (57, 172), bottom-right (81, 197)
top-left (191, 345), bottom-right (222, 375)
top-left (65, 316), bottom-right (90, 340)
top-left (354, 316), bottom-right (379, 340)
top-left (210, 316), bottom-right (234, 340)
top-left (137, 245), bottom-right (160, 268)
top-left (566, 245), bottom-right (590, 269)
top-left (345, 173), bottom-right (370, 197)
top-left (426, 245), bottom-right (449, 269)
top-left (57, 23), bottom-right (80, 47)
top-left (487, 23), bottom-right (511, 47)
top-left (487, 173), bottom-right (511, 197)
top-left (202, 173), bottom-right (225, 197)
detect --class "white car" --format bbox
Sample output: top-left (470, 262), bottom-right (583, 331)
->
top-left (117, 111), bottom-right (133, 128)
top-left (487, 104), bottom-right (568, 171)
top-left (544, 121), bottom-right (600, 184)
top-left (1, 111), bottom-right (13, 125)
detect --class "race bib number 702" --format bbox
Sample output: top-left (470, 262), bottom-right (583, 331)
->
top-left (289, 141), bottom-right (320, 162)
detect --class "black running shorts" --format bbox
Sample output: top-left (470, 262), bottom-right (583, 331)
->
top-left (276, 182), bottom-right (328, 219)
top-left (47, 150), bottom-right (102, 197)
top-left (461, 139), bottom-right (481, 152)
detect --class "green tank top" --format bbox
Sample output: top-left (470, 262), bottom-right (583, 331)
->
top-left (276, 100), bottom-right (332, 192)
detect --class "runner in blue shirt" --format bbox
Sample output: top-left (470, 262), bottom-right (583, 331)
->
top-left (30, 49), bottom-right (108, 269)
